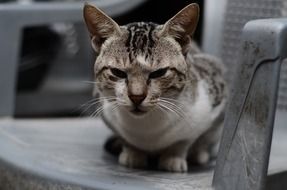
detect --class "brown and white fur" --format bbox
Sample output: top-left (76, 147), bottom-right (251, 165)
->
top-left (83, 3), bottom-right (227, 172)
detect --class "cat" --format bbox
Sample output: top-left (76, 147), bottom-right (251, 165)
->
top-left (83, 3), bottom-right (227, 172)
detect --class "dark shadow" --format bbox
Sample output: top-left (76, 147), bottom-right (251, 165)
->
top-left (266, 171), bottom-right (287, 190)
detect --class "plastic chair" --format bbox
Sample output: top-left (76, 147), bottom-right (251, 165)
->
top-left (213, 18), bottom-right (287, 190)
top-left (0, 1), bottom-right (287, 190)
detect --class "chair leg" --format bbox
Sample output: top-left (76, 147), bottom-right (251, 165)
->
top-left (213, 18), bottom-right (287, 190)
top-left (0, 25), bottom-right (22, 116)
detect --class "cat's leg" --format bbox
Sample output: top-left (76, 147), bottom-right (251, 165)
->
top-left (119, 145), bottom-right (148, 169)
top-left (104, 135), bottom-right (123, 156)
top-left (158, 141), bottom-right (190, 172)
top-left (189, 118), bottom-right (223, 165)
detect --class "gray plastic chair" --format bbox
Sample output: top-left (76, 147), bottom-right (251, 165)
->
top-left (0, 1), bottom-right (287, 190)
top-left (209, 0), bottom-right (287, 189)
top-left (213, 18), bottom-right (287, 190)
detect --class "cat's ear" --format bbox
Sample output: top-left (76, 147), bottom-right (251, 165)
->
top-left (83, 3), bottom-right (121, 53)
top-left (160, 3), bottom-right (199, 53)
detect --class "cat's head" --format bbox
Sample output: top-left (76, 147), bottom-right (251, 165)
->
top-left (83, 3), bottom-right (199, 116)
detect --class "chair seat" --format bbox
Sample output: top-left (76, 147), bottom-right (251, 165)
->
top-left (0, 118), bottom-right (214, 190)
top-left (0, 114), bottom-right (286, 190)
top-left (269, 110), bottom-right (287, 175)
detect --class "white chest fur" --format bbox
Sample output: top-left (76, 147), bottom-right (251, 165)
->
top-left (103, 81), bottom-right (223, 152)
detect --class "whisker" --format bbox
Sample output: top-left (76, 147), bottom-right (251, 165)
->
top-left (158, 99), bottom-right (186, 117)
top-left (92, 103), bottom-right (111, 118)
top-left (80, 96), bottom-right (117, 115)
top-left (102, 102), bottom-right (119, 116)
top-left (158, 102), bottom-right (185, 119)
top-left (158, 103), bottom-right (176, 115)
top-left (116, 100), bottom-right (129, 106)
top-left (81, 80), bottom-right (103, 84)
top-left (93, 101), bottom-right (120, 118)
top-left (81, 98), bottom-right (113, 112)
top-left (80, 96), bottom-right (116, 107)
top-left (90, 105), bottom-right (103, 117)
top-left (156, 104), bottom-right (169, 115)
top-left (110, 103), bottom-right (120, 112)
top-left (158, 102), bottom-right (190, 127)
top-left (160, 97), bottom-right (185, 107)
top-left (159, 99), bottom-right (184, 109)
top-left (81, 102), bottom-right (102, 115)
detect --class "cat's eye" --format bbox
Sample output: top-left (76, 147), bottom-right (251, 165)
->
top-left (110, 68), bottom-right (127, 79)
top-left (149, 68), bottom-right (168, 79)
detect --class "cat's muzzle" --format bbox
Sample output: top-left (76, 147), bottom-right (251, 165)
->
top-left (130, 105), bottom-right (147, 116)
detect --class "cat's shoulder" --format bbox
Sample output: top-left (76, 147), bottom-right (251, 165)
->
top-left (191, 52), bottom-right (226, 79)
top-left (186, 45), bottom-right (227, 108)
top-left (187, 42), bottom-right (226, 75)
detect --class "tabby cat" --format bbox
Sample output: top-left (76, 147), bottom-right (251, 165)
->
top-left (83, 3), bottom-right (227, 172)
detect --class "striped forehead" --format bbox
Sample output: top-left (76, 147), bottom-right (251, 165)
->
top-left (125, 22), bottom-right (157, 59)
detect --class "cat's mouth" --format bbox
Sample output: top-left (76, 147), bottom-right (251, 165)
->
top-left (130, 106), bottom-right (147, 116)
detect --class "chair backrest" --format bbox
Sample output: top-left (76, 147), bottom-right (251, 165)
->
top-left (210, 0), bottom-right (287, 189)
top-left (204, 0), bottom-right (287, 110)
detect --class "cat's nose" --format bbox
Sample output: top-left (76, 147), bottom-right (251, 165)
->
top-left (128, 94), bottom-right (146, 106)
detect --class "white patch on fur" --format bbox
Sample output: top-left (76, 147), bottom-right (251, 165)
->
top-left (103, 80), bottom-right (220, 153)
top-left (115, 82), bottom-right (128, 101)
top-left (136, 55), bottom-right (149, 66)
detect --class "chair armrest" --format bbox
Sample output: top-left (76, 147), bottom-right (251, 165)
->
top-left (213, 18), bottom-right (287, 190)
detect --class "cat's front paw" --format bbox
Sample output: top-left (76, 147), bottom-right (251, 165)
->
top-left (159, 156), bottom-right (188, 172)
top-left (119, 147), bottom-right (147, 169)
top-left (196, 150), bottom-right (210, 165)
